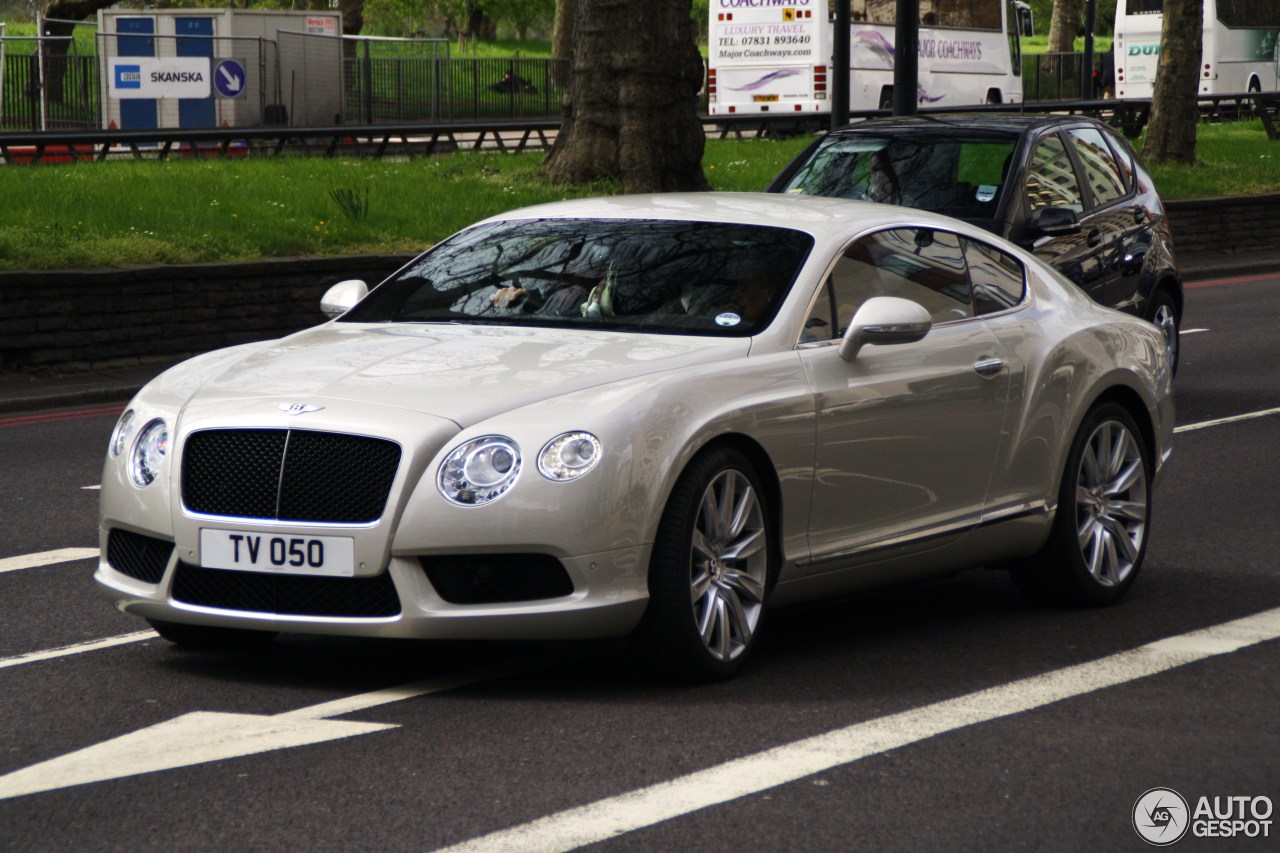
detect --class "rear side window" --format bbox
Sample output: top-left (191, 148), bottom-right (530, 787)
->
top-left (963, 238), bottom-right (1026, 314)
top-left (1069, 128), bottom-right (1129, 207)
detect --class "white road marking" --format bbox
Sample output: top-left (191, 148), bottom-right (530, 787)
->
top-left (0, 631), bottom-right (156, 671)
top-left (81, 485), bottom-right (101, 491)
top-left (435, 607), bottom-right (1280, 853)
top-left (1175, 405), bottom-right (1280, 434)
top-left (1180, 328), bottom-right (1208, 335)
top-left (0, 548), bottom-right (98, 575)
top-left (0, 663), bottom-right (528, 800)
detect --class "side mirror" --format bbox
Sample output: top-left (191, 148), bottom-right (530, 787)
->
top-left (320, 279), bottom-right (368, 318)
top-left (838, 296), bottom-right (932, 362)
top-left (1028, 206), bottom-right (1081, 238)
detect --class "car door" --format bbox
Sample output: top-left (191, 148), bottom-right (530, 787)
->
top-left (1014, 130), bottom-right (1110, 303)
top-left (1067, 124), bottom-right (1151, 315)
top-left (797, 227), bottom-right (1010, 571)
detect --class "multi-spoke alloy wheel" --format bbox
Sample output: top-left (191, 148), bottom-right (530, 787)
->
top-left (689, 469), bottom-right (768, 663)
top-left (642, 447), bottom-right (773, 681)
top-left (1073, 418), bottom-right (1149, 588)
top-left (1010, 403), bottom-right (1153, 606)
top-left (1149, 290), bottom-right (1179, 375)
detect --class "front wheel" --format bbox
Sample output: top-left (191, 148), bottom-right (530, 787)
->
top-left (1148, 288), bottom-right (1180, 376)
top-left (639, 447), bottom-right (773, 681)
top-left (1009, 403), bottom-right (1153, 606)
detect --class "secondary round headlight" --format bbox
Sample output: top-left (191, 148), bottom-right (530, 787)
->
top-left (538, 432), bottom-right (602, 482)
top-left (438, 436), bottom-right (522, 506)
top-left (109, 409), bottom-right (136, 458)
top-left (129, 418), bottom-right (169, 488)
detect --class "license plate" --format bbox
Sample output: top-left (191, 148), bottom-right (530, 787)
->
top-left (200, 529), bottom-right (355, 577)
top-left (753, 94), bottom-right (779, 103)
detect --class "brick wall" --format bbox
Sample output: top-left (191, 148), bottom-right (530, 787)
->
top-left (1165, 193), bottom-right (1280, 259)
top-left (0, 254), bottom-right (411, 373)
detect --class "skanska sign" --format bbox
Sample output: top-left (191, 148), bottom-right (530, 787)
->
top-left (107, 58), bottom-right (211, 99)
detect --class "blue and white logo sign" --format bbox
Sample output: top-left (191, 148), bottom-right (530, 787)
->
top-left (214, 59), bottom-right (246, 98)
top-left (114, 64), bottom-right (142, 90)
top-left (108, 57), bottom-right (209, 98)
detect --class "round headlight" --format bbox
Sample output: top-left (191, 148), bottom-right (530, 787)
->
top-left (109, 409), bottom-right (136, 458)
top-left (538, 432), bottom-right (602, 482)
top-left (129, 418), bottom-right (169, 488)
top-left (438, 436), bottom-right (522, 506)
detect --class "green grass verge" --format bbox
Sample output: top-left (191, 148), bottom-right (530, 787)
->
top-left (0, 124), bottom-right (1276, 271)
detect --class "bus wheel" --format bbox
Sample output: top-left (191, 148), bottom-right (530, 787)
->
top-left (1247, 78), bottom-right (1262, 116)
top-left (985, 89), bottom-right (1002, 105)
top-left (879, 87), bottom-right (893, 110)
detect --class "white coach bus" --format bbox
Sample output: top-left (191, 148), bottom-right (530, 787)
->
top-left (1114, 0), bottom-right (1280, 98)
top-left (707, 0), bottom-right (1034, 117)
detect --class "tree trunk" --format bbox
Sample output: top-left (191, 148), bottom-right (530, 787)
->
top-left (1040, 0), bottom-right (1081, 78)
top-left (551, 0), bottom-right (577, 86)
top-left (543, 0), bottom-right (710, 193)
top-left (1046, 0), bottom-right (1081, 54)
top-left (1142, 0), bottom-right (1202, 165)
top-left (40, 0), bottom-right (116, 106)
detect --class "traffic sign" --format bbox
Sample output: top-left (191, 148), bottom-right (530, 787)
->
top-left (214, 59), bottom-right (246, 98)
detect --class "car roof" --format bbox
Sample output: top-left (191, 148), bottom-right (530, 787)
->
top-left (472, 192), bottom-right (979, 245)
top-left (827, 111), bottom-right (1105, 139)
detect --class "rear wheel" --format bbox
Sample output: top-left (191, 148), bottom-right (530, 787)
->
top-left (1010, 403), bottom-right (1152, 606)
top-left (639, 447), bottom-right (773, 681)
top-left (147, 618), bottom-right (278, 650)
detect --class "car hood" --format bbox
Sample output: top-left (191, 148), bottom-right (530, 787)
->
top-left (169, 323), bottom-right (749, 428)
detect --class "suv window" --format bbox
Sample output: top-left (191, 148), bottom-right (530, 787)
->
top-left (1069, 127), bottom-right (1128, 207)
top-left (1026, 134), bottom-right (1084, 214)
top-left (802, 228), bottom-right (974, 342)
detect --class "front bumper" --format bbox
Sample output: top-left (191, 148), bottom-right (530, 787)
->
top-left (95, 538), bottom-right (651, 641)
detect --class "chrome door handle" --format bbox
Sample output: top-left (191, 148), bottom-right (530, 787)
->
top-left (974, 356), bottom-right (1005, 378)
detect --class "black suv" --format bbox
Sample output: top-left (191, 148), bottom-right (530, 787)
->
top-left (769, 114), bottom-right (1182, 370)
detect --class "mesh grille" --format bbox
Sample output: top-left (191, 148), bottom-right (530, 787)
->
top-left (420, 554), bottom-right (574, 604)
top-left (182, 429), bottom-right (401, 523)
top-left (171, 562), bottom-right (401, 618)
top-left (106, 529), bottom-right (174, 584)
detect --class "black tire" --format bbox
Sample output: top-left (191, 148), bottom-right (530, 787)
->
top-left (878, 88), bottom-right (894, 111)
top-left (1009, 403), bottom-right (1153, 606)
top-left (147, 618), bottom-right (278, 650)
top-left (638, 447), bottom-right (774, 682)
top-left (1147, 288), bottom-right (1180, 376)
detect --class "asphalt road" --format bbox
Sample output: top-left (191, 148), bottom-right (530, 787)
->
top-left (1, 273), bottom-right (1277, 852)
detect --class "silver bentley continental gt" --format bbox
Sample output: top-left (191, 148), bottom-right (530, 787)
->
top-left (96, 193), bottom-right (1174, 681)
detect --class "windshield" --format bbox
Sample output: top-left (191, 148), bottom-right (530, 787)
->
top-left (342, 218), bottom-right (815, 336)
top-left (781, 135), bottom-right (1017, 222)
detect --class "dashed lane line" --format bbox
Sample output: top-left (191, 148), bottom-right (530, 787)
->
top-left (1175, 405), bottom-right (1280, 434)
top-left (0, 631), bottom-right (156, 671)
top-left (0, 548), bottom-right (98, 575)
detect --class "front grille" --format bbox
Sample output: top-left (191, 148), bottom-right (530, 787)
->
top-left (106, 529), bottom-right (174, 584)
top-left (171, 562), bottom-right (401, 618)
top-left (182, 429), bottom-right (401, 524)
top-left (420, 554), bottom-right (575, 604)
